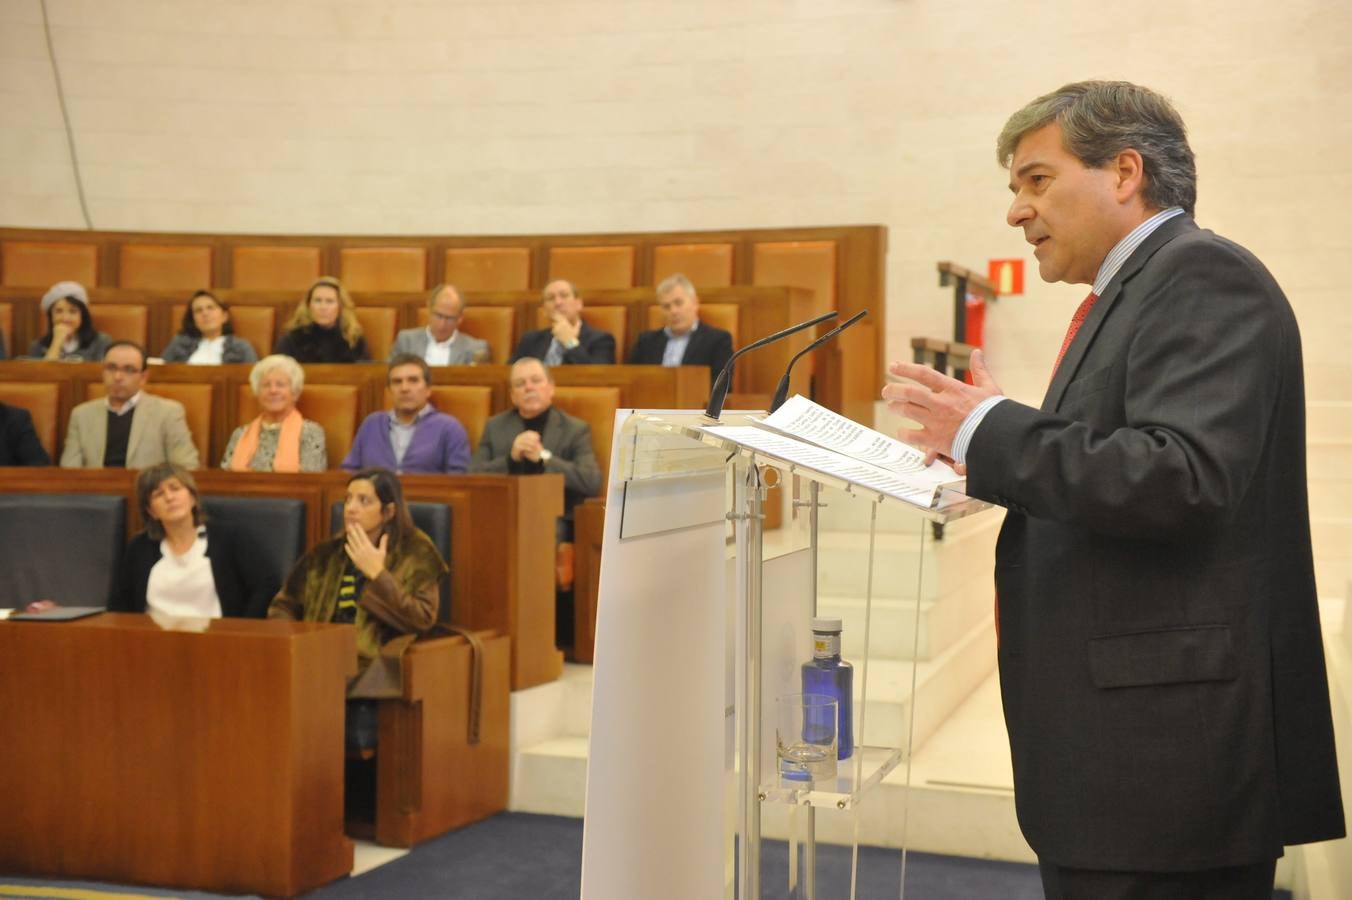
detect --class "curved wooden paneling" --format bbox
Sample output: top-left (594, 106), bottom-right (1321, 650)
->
top-left (340, 247), bottom-right (427, 291)
top-left (118, 244), bottom-right (213, 290)
top-left (652, 243), bottom-right (734, 287)
top-left (443, 247), bottom-right (530, 293)
top-left (547, 246), bottom-right (635, 290)
top-left (231, 246), bottom-right (322, 290)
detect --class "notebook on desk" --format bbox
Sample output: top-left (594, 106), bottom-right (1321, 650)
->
top-left (7, 606), bottom-right (106, 622)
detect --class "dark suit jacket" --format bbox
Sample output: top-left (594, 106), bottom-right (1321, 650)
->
top-left (510, 322), bottom-right (615, 365)
top-left (108, 523), bottom-right (274, 618)
top-left (0, 403), bottom-right (50, 466)
top-left (967, 215), bottom-right (1344, 870)
top-left (468, 406), bottom-right (601, 520)
top-left (628, 322), bottom-right (734, 381)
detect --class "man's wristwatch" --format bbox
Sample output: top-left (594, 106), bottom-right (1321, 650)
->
top-left (539, 449), bottom-right (553, 462)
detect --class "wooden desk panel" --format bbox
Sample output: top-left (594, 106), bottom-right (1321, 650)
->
top-left (0, 468), bottom-right (564, 691)
top-left (0, 614), bottom-right (355, 898)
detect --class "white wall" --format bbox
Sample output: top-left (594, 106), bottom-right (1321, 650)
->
top-left (2, 0), bottom-right (1349, 402)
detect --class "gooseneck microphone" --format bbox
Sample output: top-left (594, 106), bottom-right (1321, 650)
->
top-left (768, 309), bottom-right (869, 413)
top-left (704, 310), bottom-right (839, 419)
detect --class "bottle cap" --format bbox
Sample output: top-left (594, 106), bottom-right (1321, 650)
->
top-left (810, 616), bottom-right (842, 634)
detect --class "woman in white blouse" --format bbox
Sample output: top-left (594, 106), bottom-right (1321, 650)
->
top-left (221, 354), bottom-right (328, 472)
top-left (108, 464), bottom-right (272, 618)
top-left (160, 290), bottom-right (258, 364)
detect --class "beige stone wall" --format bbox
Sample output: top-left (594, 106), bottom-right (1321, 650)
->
top-left (2, 0), bottom-right (1348, 401)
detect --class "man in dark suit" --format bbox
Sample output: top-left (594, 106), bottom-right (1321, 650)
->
top-left (469, 358), bottom-right (601, 533)
top-left (470, 357), bottom-right (602, 647)
top-left (884, 81), bottom-right (1343, 898)
top-left (509, 279), bottom-right (615, 365)
top-left (628, 273), bottom-right (733, 382)
top-left (0, 401), bottom-right (50, 466)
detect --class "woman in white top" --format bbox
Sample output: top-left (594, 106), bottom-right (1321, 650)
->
top-left (160, 290), bottom-right (258, 364)
top-left (108, 464), bottom-right (272, 618)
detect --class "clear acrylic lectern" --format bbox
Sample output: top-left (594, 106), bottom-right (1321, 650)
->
top-left (581, 409), bottom-right (987, 900)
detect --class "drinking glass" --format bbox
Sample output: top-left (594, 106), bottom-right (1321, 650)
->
top-left (776, 693), bottom-right (837, 782)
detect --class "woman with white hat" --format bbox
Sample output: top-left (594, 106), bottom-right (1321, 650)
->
top-left (28, 281), bottom-right (113, 362)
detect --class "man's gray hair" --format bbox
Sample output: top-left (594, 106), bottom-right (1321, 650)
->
top-left (997, 80), bottom-right (1196, 216)
top-left (656, 272), bottom-right (696, 298)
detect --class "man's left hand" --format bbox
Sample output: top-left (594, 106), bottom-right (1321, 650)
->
top-left (881, 348), bottom-right (1001, 466)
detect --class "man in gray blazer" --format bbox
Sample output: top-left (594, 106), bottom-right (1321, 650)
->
top-left (884, 81), bottom-right (1342, 897)
top-left (388, 283), bottom-right (491, 365)
top-left (469, 358), bottom-right (601, 537)
top-left (60, 341), bottom-right (200, 470)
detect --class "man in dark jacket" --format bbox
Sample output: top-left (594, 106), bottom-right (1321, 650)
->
top-left (0, 401), bottom-right (50, 466)
top-left (883, 80), bottom-right (1343, 898)
top-left (628, 273), bottom-right (733, 382)
top-left (510, 280), bottom-right (615, 365)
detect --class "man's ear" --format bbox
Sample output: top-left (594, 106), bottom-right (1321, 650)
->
top-left (1114, 147), bottom-right (1147, 203)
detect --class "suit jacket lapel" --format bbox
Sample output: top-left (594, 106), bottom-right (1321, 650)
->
top-left (681, 326), bottom-right (706, 364)
top-left (540, 406), bottom-right (563, 454)
top-left (124, 395), bottom-right (148, 465)
top-left (87, 403), bottom-right (107, 466)
top-left (1044, 215), bottom-right (1197, 412)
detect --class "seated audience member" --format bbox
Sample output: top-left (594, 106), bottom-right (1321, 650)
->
top-left (510, 279), bottom-right (615, 365)
top-left (221, 354), bottom-right (328, 472)
top-left (109, 463), bottom-right (273, 618)
top-left (343, 354), bottom-right (470, 474)
top-left (27, 281), bottom-right (114, 362)
top-left (161, 290), bottom-right (259, 364)
top-left (470, 358), bottom-right (601, 539)
top-left (0, 401), bottom-right (51, 465)
top-left (629, 273), bottom-right (733, 379)
top-left (273, 276), bottom-right (369, 363)
top-left (60, 341), bottom-right (200, 469)
top-left (389, 283), bottom-right (490, 365)
top-left (0, 327), bottom-right (7, 360)
top-left (269, 467), bottom-right (445, 754)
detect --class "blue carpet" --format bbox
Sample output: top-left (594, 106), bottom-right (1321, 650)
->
top-left (1, 813), bottom-right (1297, 899)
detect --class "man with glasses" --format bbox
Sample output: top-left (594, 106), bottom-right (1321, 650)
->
top-left (389, 283), bottom-right (491, 365)
top-left (60, 341), bottom-right (200, 469)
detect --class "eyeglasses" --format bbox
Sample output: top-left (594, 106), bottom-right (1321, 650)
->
top-left (430, 311), bottom-right (461, 323)
top-left (103, 363), bottom-right (142, 376)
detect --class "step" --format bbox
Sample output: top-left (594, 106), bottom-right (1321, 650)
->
top-left (509, 663), bottom-right (593, 754)
top-left (509, 736), bottom-right (589, 817)
top-left (820, 570), bottom-right (993, 662)
top-left (1307, 477), bottom-right (1352, 521)
top-left (1306, 401), bottom-right (1352, 442)
top-left (1312, 518), bottom-right (1352, 600)
top-left (1307, 439), bottom-right (1352, 480)
top-left (508, 619), bottom-right (998, 819)
top-left (815, 517), bottom-right (1000, 603)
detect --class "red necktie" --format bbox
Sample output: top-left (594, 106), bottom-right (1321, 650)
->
top-left (1051, 291), bottom-right (1099, 376)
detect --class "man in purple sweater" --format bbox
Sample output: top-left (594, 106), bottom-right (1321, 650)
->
top-left (341, 354), bottom-right (469, 474)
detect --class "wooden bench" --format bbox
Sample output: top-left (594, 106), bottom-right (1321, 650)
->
top-left (0, 223), bottom-right (885, 418)
top-left (0, 467), bottom-right (564, 691)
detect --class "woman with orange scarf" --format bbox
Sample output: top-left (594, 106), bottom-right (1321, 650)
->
top-left (221, 354), bottom-right (328, 472)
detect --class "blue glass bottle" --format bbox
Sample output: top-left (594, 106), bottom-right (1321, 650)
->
top-left (801, 616), bottom-right (853, 760)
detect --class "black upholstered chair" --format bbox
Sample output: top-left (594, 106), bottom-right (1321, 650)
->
top-left (0, 494), bottom-right (126, 608)
top-left (201, 495), bottom-right (307, 602)
top-left (327, 501), bottom-right (453, 622)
